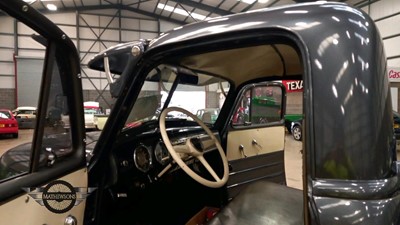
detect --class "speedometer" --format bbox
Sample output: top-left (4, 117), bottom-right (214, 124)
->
top-left (133, 144), bottom-right (152, 172)
top-left (154, 142), bottom-right (171, 165)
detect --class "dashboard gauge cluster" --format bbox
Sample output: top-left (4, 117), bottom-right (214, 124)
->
top-left (154, 141), bottom-right (171, 165)
top-left (133, 144), bottom-right (153, 173)
top-left (128, 132), bottom-right (218, 174)
top-left (132, 141), bottom-right (172, 173)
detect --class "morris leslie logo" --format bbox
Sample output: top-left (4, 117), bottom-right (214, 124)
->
top-left (23, 180), bottom-right (95, 214)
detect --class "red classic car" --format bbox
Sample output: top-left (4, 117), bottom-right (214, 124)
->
top-left (0, 109), bottom-right (18, 138)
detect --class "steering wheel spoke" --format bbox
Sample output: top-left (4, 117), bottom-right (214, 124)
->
top-left (197, 155), bottom-right (222, 182)
top-left (159, 106), bottom-right (229, 188)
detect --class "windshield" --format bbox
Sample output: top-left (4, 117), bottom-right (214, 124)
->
top-left (124, 64), bottom-right (229, 129)
top-left (0, 110), bottom-right (12, 119)
top-left (84, 108), bottom-right (102, 115)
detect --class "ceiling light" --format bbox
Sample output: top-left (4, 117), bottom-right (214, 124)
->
top-left (23, 0), bottom-right (36, 3)
top-left (157, 3), bottom-right (207, 21)
top-left (46, 3), bottom-right (57, 11)
top-left (239, 0), bottom-right (270, 4)
top-left (239, 0), bottom-right (257, 4)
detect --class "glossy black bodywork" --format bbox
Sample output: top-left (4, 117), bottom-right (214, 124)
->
top-left (144, 2), bottom-right (399, 224)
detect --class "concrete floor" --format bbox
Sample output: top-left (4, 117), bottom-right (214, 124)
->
top-left (0, 129), bottom-right (34, 156)
top-left (284, 133), bottom-right (303, 190)
top-left (0, 129), bottom-right (304, 189)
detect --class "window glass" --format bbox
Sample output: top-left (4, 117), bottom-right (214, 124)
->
top-left (42, 59), bottom-right (73, 160)
top-left (123, 65), bottom-right (229, 129)
top-left (0, 13), bottom-right (73, 181)
top-left (0, 111), bottom-right (12, 119)
top-left (0, 15), bottom-right (45, 180)
top-left (232, 85), bottom-right (283, 126)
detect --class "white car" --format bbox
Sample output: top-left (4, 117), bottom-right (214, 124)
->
top-left (12, 106), bottom-right (37, 129)
top-left (84, 101), bottom-right (103, 130)
top-left (84, 108), bottom-right (99, 129)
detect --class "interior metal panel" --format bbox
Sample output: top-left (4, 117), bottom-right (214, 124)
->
top-left (227, 151), bottom-right (285, 199)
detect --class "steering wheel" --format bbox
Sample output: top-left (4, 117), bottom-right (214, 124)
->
top-left (159, 107), bottom-right (229, 188)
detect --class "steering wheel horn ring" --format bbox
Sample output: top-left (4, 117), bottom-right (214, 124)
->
top-left (159, 106), bottom-right (229, 188)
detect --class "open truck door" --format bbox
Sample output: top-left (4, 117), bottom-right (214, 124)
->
top-left (0, 1), bottom-right (87, 224)
top-left (226, 82), bottom-right (287, 199)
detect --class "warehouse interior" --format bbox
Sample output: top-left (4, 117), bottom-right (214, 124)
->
top-left (1, 0), bottom-right (400, 112)
top-left (2, 1), bottom-right (400, 224)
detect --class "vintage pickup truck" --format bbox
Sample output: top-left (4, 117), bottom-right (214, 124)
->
top-left (0, 1), bottom-right (399, 225)
top-left (284, 113), bottom-right (302, 133)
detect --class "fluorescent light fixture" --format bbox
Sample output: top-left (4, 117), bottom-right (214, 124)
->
top-left (46, 3), bottom-right (57, 11)
top-left (238, 0), bottom-right (270, 4)
top-left (157, 3), bottom-right (207, 21)
top-left (23, 0), bottom-right (36, 3)
top-left (238, 0), bottom-right (257, 4)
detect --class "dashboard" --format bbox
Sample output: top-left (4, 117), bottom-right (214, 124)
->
top-left (113, 124), bottom-right (221, 190)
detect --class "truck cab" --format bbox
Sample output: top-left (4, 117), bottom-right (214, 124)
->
top-left (0, 1), bottom-right (399, 225)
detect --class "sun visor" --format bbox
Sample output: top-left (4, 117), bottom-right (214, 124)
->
top-left (88, 41), bottom-right (145, 75)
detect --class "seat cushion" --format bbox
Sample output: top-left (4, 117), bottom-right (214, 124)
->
top-left (207, 181), bottom-right (304, 225)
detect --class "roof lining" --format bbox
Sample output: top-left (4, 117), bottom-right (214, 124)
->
top-left (179, 43), bottom-right (302, 85)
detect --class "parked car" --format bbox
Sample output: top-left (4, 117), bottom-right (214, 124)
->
top-left (0, 109), bottom-right (18, 138)
top-left (1, 1), bottom-right (399, 225)
top-left (291, 119), bottom-right (302, 141)
top-left (292, 110), bottom-right (400, 142)
top-left (288, 110), bottom-right (400, 142)
top-left (84, 101), bottom-right (103, 130)
top-left (196, 108), bottom-right (220, 124)
top-left (93, 114), bottom-right (108, 130)
top-left (12, 106), bottom-right (37, 129)
top-left (284, 114), bottom-right (302, 133)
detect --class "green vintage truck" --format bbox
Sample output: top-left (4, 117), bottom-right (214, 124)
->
top-left (284, 114), bottom-right (303, 133)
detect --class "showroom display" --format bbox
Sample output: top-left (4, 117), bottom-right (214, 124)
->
top-left (0, 1), bottom-right (399, 225)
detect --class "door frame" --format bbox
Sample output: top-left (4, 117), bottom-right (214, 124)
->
top-left (0, 0), bottom-right (86, 202)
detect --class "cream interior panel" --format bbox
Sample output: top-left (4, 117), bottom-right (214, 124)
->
top-left (0, 168), bottom-right (88, 225)
top-left (227, 126), bottom-right (285, 161)
top-left (180, 44), bottom-right (302, 86)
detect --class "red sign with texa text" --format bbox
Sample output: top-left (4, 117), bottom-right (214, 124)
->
top-left (282, 80), bottom-right (303, 93)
